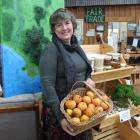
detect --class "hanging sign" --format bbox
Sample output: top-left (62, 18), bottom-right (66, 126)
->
top-left (84, 7), bottom-right (105, 23)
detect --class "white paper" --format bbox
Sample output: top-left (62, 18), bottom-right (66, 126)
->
top-left (132, 38), bottom-right (138, 47)
top-left (119, 109), bottom-right (131, 123)
top-left (86, 29), bottom-right (95, 36)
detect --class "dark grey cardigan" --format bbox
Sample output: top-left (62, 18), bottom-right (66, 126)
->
top-left (39, 42), bottom-right (91, 121)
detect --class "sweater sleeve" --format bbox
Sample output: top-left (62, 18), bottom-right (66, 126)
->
top-left (39, 44), bottom-right (64, 122)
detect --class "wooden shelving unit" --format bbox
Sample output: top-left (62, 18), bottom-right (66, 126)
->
top-left (82, 44), bottom-right (140, 139)
top-left (90, 65), bottom-right (139, 126)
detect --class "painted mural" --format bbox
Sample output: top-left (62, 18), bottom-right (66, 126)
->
top-left (1, 0), bottom-right (64, 97)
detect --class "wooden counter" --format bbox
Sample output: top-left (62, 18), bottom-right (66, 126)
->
top-left (91, 66), bottom-right (134, 83)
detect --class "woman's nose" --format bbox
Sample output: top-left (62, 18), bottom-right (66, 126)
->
top-left (61, 24), bottom-right (67, 30)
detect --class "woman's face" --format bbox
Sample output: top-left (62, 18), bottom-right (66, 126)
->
top-left (54, 19), bottom-right (73, 44)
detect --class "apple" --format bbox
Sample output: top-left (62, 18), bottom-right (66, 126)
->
top-left (72, 94), bottom-right (82, 104)
top-left (92, 98), bottom-right (101, 106)
top-left (71, 117), bottom-right (80, 123)
top-left (86, 90), bottom-right (97, 99)
top-left (82, 96), bottom-right (91, 104)
top-left (65, 100), bottom-right (76, 109)
top-left (72, 108), bottom-right (82, 118)
top-left (66, 109), bottom-right (73, 116)
top-left (77, 102), bottom-right (88, 111)
top-left (80, 115), bottom-right (89, 122)
top-left (100, 101), bottom-right (109, 110)
top-left (95, 106), bottom-right (104, 114)
top-left (88, 103), bottom-right (95, 110)
top-left (102, 95), bottom-right (109, 102)
top-left (84, 107), bottom-right (95, 117)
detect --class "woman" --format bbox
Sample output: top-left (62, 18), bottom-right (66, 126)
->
top-left (39, 8), bottom-right (94, 140)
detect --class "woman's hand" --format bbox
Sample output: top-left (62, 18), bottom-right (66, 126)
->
top-left (86, 78), bottom-right (95, 87)
top-left (60, 118), bottom-right (76, 136)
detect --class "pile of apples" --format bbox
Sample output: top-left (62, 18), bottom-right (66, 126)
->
top-left (64, 90), bottom-right (110, 123)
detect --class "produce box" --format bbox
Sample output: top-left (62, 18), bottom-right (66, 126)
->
top-left (60, 81), bottom-right (113, 135)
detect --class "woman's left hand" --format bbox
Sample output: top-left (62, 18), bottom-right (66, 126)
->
top-left (86, 78), bottom-right (95, 87)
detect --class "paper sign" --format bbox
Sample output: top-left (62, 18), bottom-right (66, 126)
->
top-left (119, 109), bottom-right (131, 123)
top-left (132, 38), bottom-right (138, 47)
top-left (86, 29), bottom-right (95, 36)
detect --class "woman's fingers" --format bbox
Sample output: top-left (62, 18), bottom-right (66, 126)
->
top-left (66, 123), bottom-right (74, 132)
top-left (86, 78), bottom-right (95, 87)
top-left (60, 118), bottom-right (76, 136)
top-left (65, 127), bottom-right (76, 136)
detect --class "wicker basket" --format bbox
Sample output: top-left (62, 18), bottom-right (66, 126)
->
top-left (60, 81), bottom-right (113, 135)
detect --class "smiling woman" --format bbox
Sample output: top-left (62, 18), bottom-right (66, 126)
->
top-left (54, 19), bottom-right (73, 44)
top-left (39, 8), bottom-right (94, 140)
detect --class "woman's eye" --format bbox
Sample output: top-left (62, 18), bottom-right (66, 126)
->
top-left (66, 22), bottom-right (70, 25)
top-left (65, 20), bottom-right (71, 24)
top-left (56, 24), bottom-right (61, 28)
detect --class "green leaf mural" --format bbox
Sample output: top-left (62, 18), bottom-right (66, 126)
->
top-left (1, 0), bottom-right (64, 77)
top-left (1, 0), bottom-right (64, 97)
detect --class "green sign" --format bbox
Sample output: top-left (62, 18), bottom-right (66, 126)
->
top-left (84, 7), bottom-right (105, 23)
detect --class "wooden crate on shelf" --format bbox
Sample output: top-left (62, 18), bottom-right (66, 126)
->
top-left (93, 125), bottom-right (119, 140)
top-left (92, 119), bottom-right (140, 140)
top-left (117, 120), bottom-right (140, 140)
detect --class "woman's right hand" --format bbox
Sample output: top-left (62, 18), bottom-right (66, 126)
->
top-left (60, 118), bottom-right (76, 136)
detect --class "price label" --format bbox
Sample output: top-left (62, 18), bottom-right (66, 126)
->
top-left (119, 109), bottom-right (131, 123)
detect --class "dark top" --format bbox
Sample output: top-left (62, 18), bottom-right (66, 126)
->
top-left (39, 42), bottom-right (91, 122)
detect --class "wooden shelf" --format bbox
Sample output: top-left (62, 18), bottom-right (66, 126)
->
top-left (126, 52), bottom-right (140, 57)
top-left (99, 106), bottom-right (140, 129)
top-left (91, 66), bottom-right (134, 83)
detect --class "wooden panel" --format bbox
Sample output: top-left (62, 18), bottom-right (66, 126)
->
top-left (136, 6), bottom-right (140, 24)
top-left (67, 5), bottom-right (140, 44)
top-left (81, 44), bottom-right (100, 54)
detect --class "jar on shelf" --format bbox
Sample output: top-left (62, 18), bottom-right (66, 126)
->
top-left (104, 55), bottom-right (112, 66)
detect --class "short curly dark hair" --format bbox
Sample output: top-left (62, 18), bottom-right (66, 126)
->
top-left (49, 8), bottom-right (77, 34)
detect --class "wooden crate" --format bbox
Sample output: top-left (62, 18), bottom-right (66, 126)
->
top-left (81, 44), bottom-right (114, 54)
top-left (93, 120), bottom-right (140, 140)
top-left (93, 125), bottom-right (119, 140)
top-left (117, 120), bottom-right (140, 140)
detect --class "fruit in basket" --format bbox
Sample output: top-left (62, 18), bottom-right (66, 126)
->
top-left (84, 107), bottom-right (95, 117)
top-left (80, 114), bottom-right (89, 122)
top-left (100, 101), bottom-right (109, 110)
top-left (72, 94), bottom-right (82, 104)
top-left (86, 90), bottom-right (96, 99)
top-left (77, 102), bottom-right (88, 111)
top-left (88, 103), bottom-right (95, 110)
top-left (92, 98), bottom-right (101, 106)
top-left (65, 100), bottom-right (76, 109)
top-left (71, 117), bottom-right (80, 123)
top-left (82, 96), bottom-right (91, 104)
top-left (95, 106), bottom-right (103, 113)
top-left (66, 109), bottom-right (73, 116)
top-left (72, 108), bottom-right (82, 117)
top-left (102, 95), bottom-right (109, 102)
